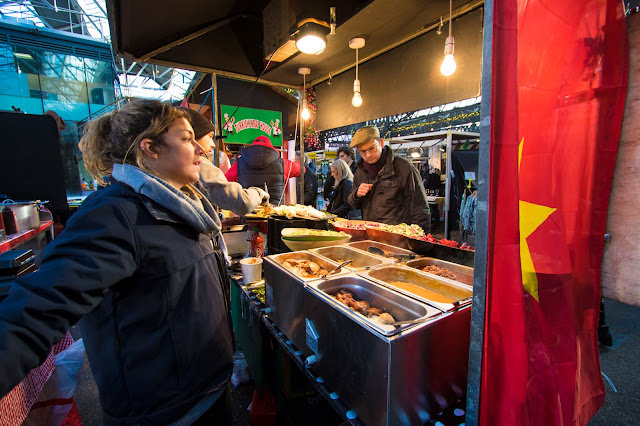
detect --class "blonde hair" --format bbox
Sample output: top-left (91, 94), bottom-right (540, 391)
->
top-left (80, 99), bottom-right (185, 185)
top-left (331, 158), bottom-right (353, 187)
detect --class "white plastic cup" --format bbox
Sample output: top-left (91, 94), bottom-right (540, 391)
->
top-left (240, 257), bottom-right (263, 284)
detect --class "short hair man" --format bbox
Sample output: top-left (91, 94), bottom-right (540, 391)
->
top-left (347, 125), bottom-right (431, 232)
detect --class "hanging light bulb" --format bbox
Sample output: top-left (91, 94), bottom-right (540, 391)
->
top-left (302, 99), bottom-right (311, 120)
top-left (352, 79), bottom-right (362, 107)
top-left (298, 67), bottom-right (311, 120)
top-left (440, 0), bottom-right (456, 76)
top-left (349, 38), bottom-right (365, 107)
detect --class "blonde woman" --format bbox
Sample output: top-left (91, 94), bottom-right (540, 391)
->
top-left (327, 158), bottom-right (355, 218)
top-left (0, 100), bottom-right (234, 424)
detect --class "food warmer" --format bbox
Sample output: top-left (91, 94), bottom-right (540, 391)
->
top-left (405, 257), bottom-right (475, 286)
top-left (309, 245), bottom-right (393, 272)
top-left (358, 265), bottom-right (473, 312)
top-left (345, 240), bottom-right (416, 262)
top-left (263, 248), bottom-right (472, 426)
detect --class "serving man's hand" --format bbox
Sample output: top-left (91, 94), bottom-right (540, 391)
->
top-left (357, 183), bottom-right (373, 198)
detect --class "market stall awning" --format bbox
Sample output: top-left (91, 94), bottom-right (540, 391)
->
top-left (107, 0), bottom-right (478, 88)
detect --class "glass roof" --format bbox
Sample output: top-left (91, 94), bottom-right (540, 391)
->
top-left (0, 0), bottom-right (198, 103)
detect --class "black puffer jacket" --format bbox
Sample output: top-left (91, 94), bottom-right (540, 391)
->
top-left (237, 144), bottom-right (285, 203)
top-left (0, 182), bottom-right (233, 425)
top-left (348, 146), bottom-right (431, 232)
top-left (328, 179), bottom-right (353, 218)
top-left (296, 166), bottom-right (319, 206)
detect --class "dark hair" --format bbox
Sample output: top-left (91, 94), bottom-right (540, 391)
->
top-left (80, 99), bottom-right (185, 185)
top-left (337, 146), bottom-right (355, 160)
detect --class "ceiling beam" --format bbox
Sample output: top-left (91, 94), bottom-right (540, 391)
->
top-left (134, 13), bottom-right (259, 62)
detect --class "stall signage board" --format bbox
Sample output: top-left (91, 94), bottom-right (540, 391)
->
top-left (325, 151), bottom-right (337, 159)
top-left (221, 105), bottom-right (283, 146)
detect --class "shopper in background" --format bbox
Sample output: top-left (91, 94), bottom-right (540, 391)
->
top-left (327, 158), bottom-right (355, 218)
top-left (338, 146), bottom-right (358, 174)
top-left (348, 125), bottom-right (431, 231)
top-left (0, 100), bottom-right (235, 425)
top-left (323, 146), bottom-right (357, 200)
top-left (225, 136), bottom-right (300, 205)
top-left (180, 108), bottom-right (269, 215)
top-left (295, 151), bottom-right (319, 206)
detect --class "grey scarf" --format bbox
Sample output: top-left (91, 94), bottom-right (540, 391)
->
top-left (111, 163), bottom-right (221, 235)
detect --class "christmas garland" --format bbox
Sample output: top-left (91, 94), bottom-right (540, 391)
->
top-left (303, 86), bottom-right (322, 151)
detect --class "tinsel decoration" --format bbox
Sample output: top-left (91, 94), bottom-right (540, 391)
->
top-left (303, 86), bottom-right (323, 151)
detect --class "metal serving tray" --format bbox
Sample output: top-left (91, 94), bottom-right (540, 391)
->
top-left (358, 266), bottom-right (473, 312)
top-left (307, 274), bottom-right (441, 336)
top-left (405, 257), bottom-right (474, 286)
top-left (302, 273), bottom-right (471, 426)
top-left (268, 251), bottom-right (346, 282)
top-left (346, 240), bottom-right (417, 262)
top-left (310, 245), bottom-right (392, 272)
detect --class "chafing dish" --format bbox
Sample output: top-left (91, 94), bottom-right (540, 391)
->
top-left (346, 240), bottom-right (417, 262)
top-left (405, 257), bottom-right (474, 285)
top-left (307, 274), bottom-right (440, 336)
top-left (358, 266), bottom-right (473, 312)
top-left (302, 274), bottom-right (470, 426)
top-left (263, 251), bottom-right (344, 359)
top-left (267, 251), bottom-right (346, 282)
top-left (310, 245), bottom-right (392, 272)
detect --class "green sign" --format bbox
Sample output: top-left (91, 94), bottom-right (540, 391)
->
top-left (221, 105), bottom-right (283, 146)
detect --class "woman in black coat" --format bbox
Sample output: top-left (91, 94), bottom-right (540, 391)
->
top-left (327, 158), bottom-right (354, 218)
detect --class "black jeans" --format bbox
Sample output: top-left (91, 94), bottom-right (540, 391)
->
top-left (191, 384), bottom-right (233, 425)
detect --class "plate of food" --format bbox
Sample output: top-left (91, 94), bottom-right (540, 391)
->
top-left (331, 219), bottom-right (372, 241)
top-left (365, 223), bottom-right (425, 249)
top-left (281, 228), bottom-right (352, 251)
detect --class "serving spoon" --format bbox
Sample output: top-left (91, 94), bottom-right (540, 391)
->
top-left (324, 260), bottom-right (353, 277)
top-left (367, 246), bottom-right (416, 260)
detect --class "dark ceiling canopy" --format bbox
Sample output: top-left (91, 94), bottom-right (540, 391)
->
top-left (108, 0), bottom-right (480, 88)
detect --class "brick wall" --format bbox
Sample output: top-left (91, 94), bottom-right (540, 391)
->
top-left (601, 13), bottom-right (640, 306)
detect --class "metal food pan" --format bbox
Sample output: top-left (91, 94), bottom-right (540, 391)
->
top-left (405, 258), bottom-right (474, 285)
top-left (307, 274), bottom-right (441, 336)
top-left (269, 251), bottom-right (344, 282)
top-left (346, 240), bottom-right (416, 261)
top-left (310, 246), bottom-right (392, 271)
top-left (358, 266), bottom-right (473, 311)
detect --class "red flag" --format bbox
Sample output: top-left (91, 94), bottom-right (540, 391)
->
top-left (481, 0), bottom-right (628, 424)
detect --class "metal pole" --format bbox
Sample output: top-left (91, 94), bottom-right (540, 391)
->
top-left (444, 131), bottom-right (453, 239)
top-left (212, 73), bottom-right (219, 167)
top-left (299, 89), bottom-right (305, 205)
top-left (465, 0), bottom-right (494, 422)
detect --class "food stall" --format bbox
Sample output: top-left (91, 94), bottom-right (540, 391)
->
top-left (228, 217), bottom-right (475, 425)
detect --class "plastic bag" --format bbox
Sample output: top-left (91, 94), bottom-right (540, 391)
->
top-left (230, 350), bottom-right (250, 388)
top-left (23, 339), bottom-right (86, 426)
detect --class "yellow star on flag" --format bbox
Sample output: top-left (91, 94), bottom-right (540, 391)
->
top-left (519, 138), bottom-right (556, 302)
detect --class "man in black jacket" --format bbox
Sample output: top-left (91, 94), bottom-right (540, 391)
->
top-left (348, 125), bottom-right (431, 232)
top-left (225, 136), bottom-right (300, 205)
top-left (296, 151), bottom-right (319, 206)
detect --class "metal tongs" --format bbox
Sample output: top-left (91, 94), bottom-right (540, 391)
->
top-left (367, 246), bottom-right (415, 261)
top-left (324, 260), bottom-right (353, 277)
